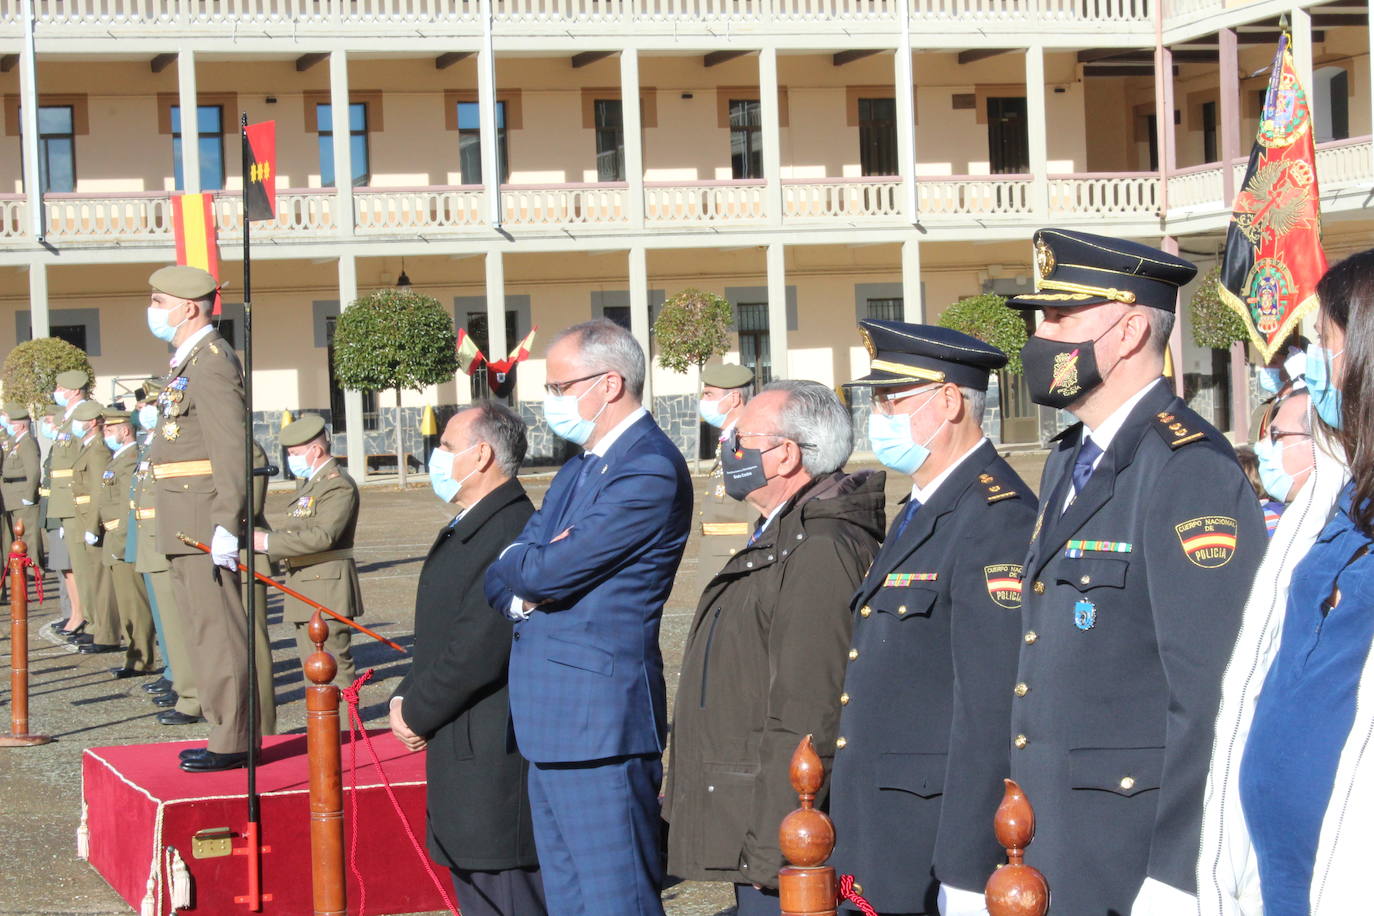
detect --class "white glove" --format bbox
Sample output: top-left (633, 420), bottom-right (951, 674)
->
top-left (21, 499), bottom-right (32, 506)
top-left (939, 883), bottom-right (989, 916)
top-left (83, 531), bottom-right (98, 546)
top-left (211, 525), bottom-right (239, 570)
top-left (1130, 877), bottom-right (1196, 916)
top-left (59, 525), bottom-right (64, 538)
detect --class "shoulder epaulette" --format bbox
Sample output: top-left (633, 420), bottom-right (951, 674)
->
top-left (1150, 409), bottom-right (1207, 449)
top-left (978, 472), bottom-right (1020, 503)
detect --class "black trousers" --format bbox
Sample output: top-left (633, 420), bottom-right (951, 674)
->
top-left (450, 866), bottom-right (547, 916)
top-left (734, 882), bottom-right (781, 916)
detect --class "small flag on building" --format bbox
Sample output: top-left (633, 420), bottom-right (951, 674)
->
top-left (243, 120), bottom-right (277, 222)
top-left (1219, 31), bottom-right (1327, 362)
top-left (484, 327), bottom-right (538, 399)
top-left (455, 328), bottom-right (485, 376)
top-left (171, 191), bottom-right (221, 315)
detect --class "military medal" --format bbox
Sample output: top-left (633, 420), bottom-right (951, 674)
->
top-left (290, 495), bottom-right (315, 517)
top-left (1065, 539), bottom-right (1133, 558)
top-left (162, 421), bottom-right (180, 441)
top-left (884, 572), bottom-right (937, 587)
top-left (1074, 599), bottom-right (1096, 630)
top-left (101, 469), bottom-right (115, 486)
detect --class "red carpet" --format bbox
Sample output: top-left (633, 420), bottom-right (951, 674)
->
top-left (81, 731), bottom-right (451, 915)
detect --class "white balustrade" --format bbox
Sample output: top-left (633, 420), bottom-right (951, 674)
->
top-left (1165, 165), bottom-right (1224, 212)
top-left (1048, 174), bottom-right (1159, 217)
top-left (783, 178), bottom-right (902, 219)
top-left (42, 193), bottom-right (173, 241)
top-left (212, 188), bottom-right (337, 236)
top-left (1315, 136), bottom-right (1373, 190)
top-left (644, 181), bottom-right (767, 224)
top-left (501, 184), bottom-right (628, 226)
top-left (0, 196), bottom-right (26, 239)
top-left (354, 187), bottom-right (485, 233)
top-left (916, 176), bottom-right (1032, 218)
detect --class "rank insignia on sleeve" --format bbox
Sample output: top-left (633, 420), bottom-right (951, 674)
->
top-left (1153, 411), bottom-right (1206, 448)
top-left (984, 564), bottom-right (1024, 608)
top-left (884, 572), bottom-right (937, 587)
top-left (1175, 516), bottom-right (1238, 568)
top-left (1074, 598), bottom-right (1097, 630)
top-left (979, 473), bottom-right (1019, 503)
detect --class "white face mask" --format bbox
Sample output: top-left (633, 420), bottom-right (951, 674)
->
top-left (147, 304), bottom-right (188, 343)
top-left (544, 374), bottom-right (608, 446)
top-left (428, 443), bottom-right (480, 503)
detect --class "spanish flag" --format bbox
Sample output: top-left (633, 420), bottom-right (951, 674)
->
top-left (484, 327), bottom-right (538, 399)
top-left (455, 327), bottom-right (485, 376)
top-left (171, 192), bottom-right (221, 315)
top-left (243, 120), bottom-right (277, 222)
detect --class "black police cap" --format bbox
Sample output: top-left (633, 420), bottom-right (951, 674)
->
top-left (1007, 228), bottom-right (1197, 313)
top-left (846, 320), bottom-right (1007, 392)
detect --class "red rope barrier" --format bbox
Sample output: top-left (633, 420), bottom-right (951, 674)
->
top-left (341, 669), bottom-right (460, 916)
top-left (8, 551), bottom-right (43, 605)
top-left (837, 874), bottom-right (879, 916)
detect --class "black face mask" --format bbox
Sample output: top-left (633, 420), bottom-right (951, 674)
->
top-left (1020, 314), bottom-right (1126, 410)
top-left (720, 438), bottom-right (781, 501)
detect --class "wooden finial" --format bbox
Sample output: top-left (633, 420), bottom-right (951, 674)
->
top-left (11, 518), bottom-right (24, 556)
top-left (778, 736), bottom-right (836, 916)
top-left (303, 611), bottom-right (337, 687)
top-left (1, 517), bottom-right (52, 747)
top-left (985, 779), bottom-right (1049, 916)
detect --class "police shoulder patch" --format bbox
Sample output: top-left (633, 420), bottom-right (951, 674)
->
top-left (984, 563), bottom-right (1024, 608)
top-left (1175, 515), bottom-right (1238, 568)
top-left (1150, 408), bottom-right (1207, 449)
top-left (978, 472), bottom-right (1019, 503)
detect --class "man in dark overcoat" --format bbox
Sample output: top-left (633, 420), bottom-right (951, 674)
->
top-left (390, 401), bottom-right (544, 916)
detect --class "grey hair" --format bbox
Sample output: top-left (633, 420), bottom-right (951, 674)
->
top-left (1144, 307), bottom-right (1175, 356)
top-left (959, 386), bottom-right (988, 424)
top-left (463, 400), bottom-right (528, 476)
top-left (552, 318), bottom-right (646, 400)
top-left (762, 379), bottom-right (854, 475)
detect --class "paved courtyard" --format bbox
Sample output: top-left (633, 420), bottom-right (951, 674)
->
top-left (0, 451), bottom-right (1047, 916)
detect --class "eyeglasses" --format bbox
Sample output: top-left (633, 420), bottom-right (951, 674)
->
top-left (728, 428), bottom-right (815, 452)
top-left (543, 372), bottom-right (606, 397)
top-left (1258, 392), bottom-right (1312, 446)
top-left (870, 385), bottom-right (939, 415)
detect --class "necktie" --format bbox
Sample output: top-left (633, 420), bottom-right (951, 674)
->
top-left (747, 523), bottom-right (764, 547)
top-left (892, 497), bottom-right (922, 540)
top-left (1072, 437), bottom-right (1104, 496)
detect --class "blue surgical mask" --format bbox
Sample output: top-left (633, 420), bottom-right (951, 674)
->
top-left (866, 389), bottom-right (944, 476)
top-left (146, 305), bottom-right (186, 343)
top-left (38, 421), bottom-right (56, 441)
top-left (1306, 345), bottom-right (1344, 428)
top-left (543, 374), bottom-right (608, 446)
top-left (428, 443), bottom-right (479, 504)
top-left (53, 391), bottom-right (68, 407)
top-left (137, 405), bottom-right (159, 430)
top-left (287, 454), bottom-right (313, 480)
top-left (104, 434), bottom-right (123, 451)
top-left (71, 420), bottom-right (89, 438)
top-left (699, 397), bottom-right (730, 429)
top-left (0, 421), bottom-right (10, 436)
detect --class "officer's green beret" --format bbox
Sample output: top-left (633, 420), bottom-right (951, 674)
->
top-left (280, 415), bottom-right (328, 448)
top-left (141, 377), bottom-right (165, 397)
top-left (702, 363), bottom-right (755, 390)
top-left (102, 408), bottom-right (131, 425)
top-left (72, 401), bottom-right (103, 422)
top-left (37, 402), bottom-right (60, 417)
top-left (4, 403), bottom-right (29, 420)
top-left (55, 369), bottom-right (89, 390)
top-left (149, 265), bottom-right (223, 300)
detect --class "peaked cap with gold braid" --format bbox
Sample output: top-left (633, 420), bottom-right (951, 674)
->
top-left (846, 319), bottom-right (1007, 391)
top-left (1008, 228), bottom-right (1198, 312)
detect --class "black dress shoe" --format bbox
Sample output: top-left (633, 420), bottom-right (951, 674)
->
top-left (157, 710), bottom-right (202, 726)
top-left (178, 748), bottom-right (210, 762)
top-left (143, 678), bottom-right (173, 694)
top-left (52, 617), bottom-right (71, 632)
top-left (68, 632), bottom-right (94, 645)
top-left (78, 643), bottom-right (120, 654)
top-left (180, 751), bottom-right (248, 773)
top-left (111, 666), bottom-right (162, 679)
top-left (152, 691), bottom-right (179, 708)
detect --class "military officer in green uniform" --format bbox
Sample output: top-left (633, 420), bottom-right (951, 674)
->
top-left (2, 404), bottom-right (44, 569)
top-left (145, 265), bottom-right (253, 773)
top-left (694, 363), bottom-right (757, 594)
top-left (98, 408), bottom-right (158, 675)
top-left (255, 415), bottom-right (362, 687)
top-left (47, 370), bottom-right (90, 638)
top-left (70, 400), bottom-right (120, 655)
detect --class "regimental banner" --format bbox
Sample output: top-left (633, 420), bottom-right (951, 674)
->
top-left (171, 192), bottom-right (221, 315)
top-left (1219, 32), bottom-right (1328, 362)
top-left (484, 327), bottom-right (538, 398)
top-left (243, 120), bottom-right (277, 222)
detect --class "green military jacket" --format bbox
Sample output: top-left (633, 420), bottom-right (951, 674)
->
top-left (131, 434), bottom-right (169, 574)
top-left (265, 456), bottom-right (362, 623)
top-left (98, 442), bottom-right (139, 566)
top-left (47, 407), bottom-right (86, 520)
top-left (1, 430), bottom-right (41, 510)
top-left (71, 432), bottom-right (112, 541)
top-left (147, 330), bottom-right (248, 556)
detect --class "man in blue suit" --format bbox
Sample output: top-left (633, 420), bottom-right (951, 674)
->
top-left (486, 318), bottom-right (693, 916)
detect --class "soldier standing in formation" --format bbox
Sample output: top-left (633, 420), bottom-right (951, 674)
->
top-left (46, 372), bottom-right (88, 640)
top-left (693, 363), bottom-right (756, 594)
top-left (1007, 229), bottom-right (1264, 914)
top-left (70, 400), bottom-right (119, 655)
top-left (2, 403), bottom-right (43, 569)
top-left (97, 409), bottom-right (158, 677)
top-left (828, 322), bottom-right (1037, 916)
top-left (256, 415), bottom-right (362, 688)
top-left (144, 265), bottom-right (254, 773)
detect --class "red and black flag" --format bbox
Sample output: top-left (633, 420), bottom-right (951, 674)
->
top-left (243, 120), bottom-right (277, 222)
top-left (485, 327), bottom-right (538, 398)
top-left (1219, 32), bottom-right (1327, 362)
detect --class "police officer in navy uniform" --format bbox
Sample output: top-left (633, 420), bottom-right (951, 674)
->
top-left (828, 322), bottom-right (1037, 916)
top-left (1007, 229), bottom-right (1264, 915)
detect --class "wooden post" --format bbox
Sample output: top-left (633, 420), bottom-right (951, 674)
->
top-left (0, 520), bottom-right (52, 747)
top-left (778, 735), bottom-right (836, 916)
top-left (304, 611), bottom-right (345, 916)
top-left (984, 778), bottom-right (1049, 916)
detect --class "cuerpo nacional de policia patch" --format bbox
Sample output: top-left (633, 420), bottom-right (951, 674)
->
top-left (984, 564), bottom-right (1025, 609)
top-left (1175, 516), bottom-right (1239, 568)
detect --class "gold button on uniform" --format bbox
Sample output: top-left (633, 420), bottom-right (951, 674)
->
top-left (1014, 682), bottom-right (1029, 697)
top-left (1024, 631), bottom-right (1038, 644)
top-left (1014, 734), bottom-right (1028, 749)
top-left (1080, 575), bottom-right (1091, 585)
top-left (860, 605), bottom-right (872, 618)
top-left (836, 737), bottom-right (847, 749)
top-left (840, 693), bottom-right (850, 706)
top-left (1033, 581), bottom-right (1046, 594)
top-left (1120, 776), bottom-right (1135, 790)
top-left (897, 605), bottom-right (907, 616)
top-left (848, 648), bottom-right (859, 661)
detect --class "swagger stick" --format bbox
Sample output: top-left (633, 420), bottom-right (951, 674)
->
top-left (239, 112), bottom-right (264, 913)
top-left (177, 532), bottom-right (407, 654)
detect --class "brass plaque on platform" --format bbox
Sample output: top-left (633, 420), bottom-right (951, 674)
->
top-left (192, 827), bottom-right (234, 859)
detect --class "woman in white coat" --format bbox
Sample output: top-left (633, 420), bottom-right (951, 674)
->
top-left (1197, 249), bottom-right (1374, 916)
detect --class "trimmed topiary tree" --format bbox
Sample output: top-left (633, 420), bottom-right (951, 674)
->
top-left (654, 288), bottom-right (734, 470)
top-left (331, 289), bottom-right (458, 486)
top-left (1, 337), bottom-right (93, 410)
top-left (1191, 264), bottom-right (1250, 351)
top-left (937, 292), bottom-right (1027, 374)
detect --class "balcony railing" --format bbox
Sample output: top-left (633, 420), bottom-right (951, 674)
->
top-left (0, 138), bottom-right (1368, 246)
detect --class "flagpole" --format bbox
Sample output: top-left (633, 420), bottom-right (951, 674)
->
top-left (239, 110), bottom-right (263, 913)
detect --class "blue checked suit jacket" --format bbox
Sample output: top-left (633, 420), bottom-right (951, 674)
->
top-left (485, 412), bottom-right (692, 764)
